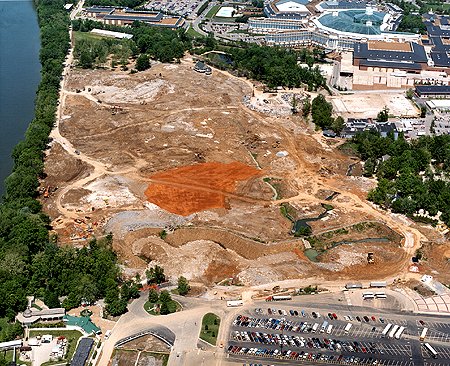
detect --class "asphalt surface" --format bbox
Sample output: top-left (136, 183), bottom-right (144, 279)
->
top-left (225, 302), bottom-right (450, 366)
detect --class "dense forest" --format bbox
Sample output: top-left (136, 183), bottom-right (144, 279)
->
top-left (350, 131), bottom-right (450, 225)
top-left (228, 46), bottom-right (326, 90)
top-left (0, 0), bottom-right (128, 343)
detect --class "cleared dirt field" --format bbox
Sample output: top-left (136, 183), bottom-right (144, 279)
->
top-left (41, 56), bottom-right (440, 286)
top-left (144, 161), bottom-right (263, 215)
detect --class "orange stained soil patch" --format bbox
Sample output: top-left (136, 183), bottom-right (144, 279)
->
top-left (145, 162), bottom-right (262, 216)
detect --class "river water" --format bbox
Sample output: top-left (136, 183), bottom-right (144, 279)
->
top-left (0, 0), bottom-right (41, 195)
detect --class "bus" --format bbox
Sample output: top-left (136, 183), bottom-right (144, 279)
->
top-left (389, 324), bottom-right (399, 338)
top-left (375, 292), bottom-right (387, 299)
top-left (321, 321), bottom-right (329, 332)
top-left (344, 323), bottom-right (352, 334)
top-left (327, 324), bottom-right (333, 334)
top-left (395, 326), bottom-right (405, 339)
top-left (424, 343), bottom-right (438, 359)
top-left (420, 328), bottom-right (428, 341)
top-left (363, 293), bottom-right (375, 300)
top-left (382, 323), bottom-right (392, 338)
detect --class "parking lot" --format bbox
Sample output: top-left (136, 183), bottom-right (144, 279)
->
top-left (144, 0), bottom-right (202, 17)
top-left (226, 304), bottom-right (450, 365)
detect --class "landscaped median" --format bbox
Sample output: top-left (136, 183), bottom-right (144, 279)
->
top-left (199, 313), bottom-right (221, 346)
top-left (144, 289), bottom-right (181, 315)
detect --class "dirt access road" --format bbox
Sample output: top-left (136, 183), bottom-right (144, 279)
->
top-left (42, 48), bottom-right (434, 286)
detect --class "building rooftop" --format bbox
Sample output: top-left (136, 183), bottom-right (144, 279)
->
top-left (16, 307), bottom-right (65, 324)
top-left (64, 315), bottom-right (101, 335)
top-left (275, 0), bottom-right (310, 13)
top-left (317, 9), bottom-right (386, 35)
top-left (71, 338), bottom-right (94, 366)
top-left (354, 42), bottom-right (427, 63)
top-left (319, 0), bottom-right (370, 11)
top-left (415, 85), bottom-right (450, 95)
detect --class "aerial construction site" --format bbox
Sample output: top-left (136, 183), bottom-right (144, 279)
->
top-left (40, 55), bottom-right (448, 289)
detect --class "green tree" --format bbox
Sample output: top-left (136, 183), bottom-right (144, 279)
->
top-left (160, 301), bottom-right (170, 315)
top-left (332, 116), bottom-right (345, 135)
top-left (311, 94), bottom-right (333, 129)
top-left (148, 288), bottom-right (159, 303)
top-left (79, 50), bottom-right (94, 69)
top-left (177, 276), bottom-right (190, 296)
top-left (302, 97), bottom-right (311, 117)
top-left (135, 53), bottom-right (150, 71)
top-left (159, 290), bottom-right (172, 304)
top-left (44, 290), bottom-right (60, 309)
top-left (146, 265), bottom-right (165, 284)
top-left (377, 106), bottom-right (389, 122)
top-left (105, 298), bottom-right (127, 317)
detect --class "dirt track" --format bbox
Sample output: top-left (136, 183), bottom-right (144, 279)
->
top-left (40, 54), bottom-right (443, 286)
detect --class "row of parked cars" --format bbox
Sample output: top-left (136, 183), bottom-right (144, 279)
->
top-left (265, 308), bottom-right (384, 323)
top-left (233, 315), bottom-right (328, 334)
top-left (232, 330), bottom-right (379, 354)
top-left (227, 345), bottom-right (379, 365)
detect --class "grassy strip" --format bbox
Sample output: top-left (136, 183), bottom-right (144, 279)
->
top-left (186, 26), bottom-right (204, 38)
top-left (199, 313), bottom-right (220, 345)
top-left (205, 4), bottom-right (220, 18)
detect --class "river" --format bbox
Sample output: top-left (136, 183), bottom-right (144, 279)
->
top-left (0, 0), bottom-right (41, 195)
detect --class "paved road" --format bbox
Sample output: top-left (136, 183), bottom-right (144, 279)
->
top-left (97, 292), bottom-right (228, 366)
top-left (191, 0), bottom-right (212, 36)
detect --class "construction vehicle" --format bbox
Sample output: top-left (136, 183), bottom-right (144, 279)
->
top-left (367, 252), bottom-right (374, 264)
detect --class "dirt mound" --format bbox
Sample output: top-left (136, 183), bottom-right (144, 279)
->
top-left (165, 227), bottom-right (299, 259)
top-left (145, 162), bottom-right (263, 215)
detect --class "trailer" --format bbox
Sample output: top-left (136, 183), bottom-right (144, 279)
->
top-left (382, 323), bottom-right (392, 338)
top-left (424, 343), bottom-right (438, 358)
top-left (226, 300), bottom-right (243, 307)
top-left (344, 323), bottom-right (352, 334)
top-left (370, 281), bottom-right (387, 288)
top-left (395, 326), bottom-right (405, 339)
top-left (266, 295), bottom-right (292, 301)
top-left (389, 324), bottom-right (399, 338)
top-left (420, 328), bottom-right (428, 341)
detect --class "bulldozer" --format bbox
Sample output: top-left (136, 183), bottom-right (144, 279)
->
top-left (367, 252), bottom-right (374, 264)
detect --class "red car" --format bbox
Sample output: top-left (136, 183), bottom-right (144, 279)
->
top-left (332, 313), bottom-right (338, 320)
top-left (371, 316), bottom-right (376, 321)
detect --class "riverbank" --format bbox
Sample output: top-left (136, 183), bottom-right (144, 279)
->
top-left (0, 1), bottom-right (41, 194)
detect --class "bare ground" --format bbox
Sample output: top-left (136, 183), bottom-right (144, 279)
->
top-left (40, 56), bottom-right (443, 286)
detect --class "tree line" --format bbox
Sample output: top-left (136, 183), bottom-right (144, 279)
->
top-left (350, 131), bottom-right (450, 225)
top-left (73, 19), bottom-right (192, 67)
top-left (0, 0), bottom-right (129, 340)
